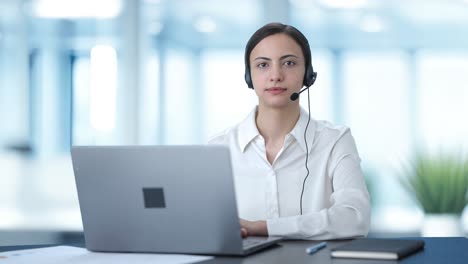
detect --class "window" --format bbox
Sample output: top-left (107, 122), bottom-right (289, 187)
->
top-left (416, 51), bottom-right (468, 151)
top-left (343, 52), bottom-right (411, 167)
top-left (164, 49), bottom-right (197, 144)
top-left (202, 50), bottom-right (256, 142)
top-left (343, 51), bottom-right (412, 210)
top-left (72, 45), bottom-right (118, 145)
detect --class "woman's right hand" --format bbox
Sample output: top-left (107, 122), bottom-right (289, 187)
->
top-left (241, 227), bottom-right (248, 238)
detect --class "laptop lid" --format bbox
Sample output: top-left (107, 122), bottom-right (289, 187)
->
top-left (71, 145), bottom-right (246, 255)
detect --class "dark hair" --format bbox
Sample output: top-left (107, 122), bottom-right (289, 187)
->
top-left (244, 22), bottom-right (315, 89)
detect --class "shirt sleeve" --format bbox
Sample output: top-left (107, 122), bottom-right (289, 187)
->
top-left (266, 129), bottom-right (371, 240)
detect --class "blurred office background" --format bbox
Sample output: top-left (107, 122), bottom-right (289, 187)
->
top-left (1, 0), bottom-right (468, 245)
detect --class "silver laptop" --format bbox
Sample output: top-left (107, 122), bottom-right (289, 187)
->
top-left (71, 145), bottom-right (282, 256)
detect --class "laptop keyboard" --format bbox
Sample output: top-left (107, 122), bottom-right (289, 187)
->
top-left (242, 238), bottom-right (264, 249)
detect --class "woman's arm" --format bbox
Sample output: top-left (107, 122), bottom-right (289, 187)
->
top-left (266, 131), bottom-right (371, 240)
top-left (242, 130), bottom-right (371, 240)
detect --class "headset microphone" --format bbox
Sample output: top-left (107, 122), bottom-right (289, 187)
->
top-left (290, 86), bottom-right (310, 101)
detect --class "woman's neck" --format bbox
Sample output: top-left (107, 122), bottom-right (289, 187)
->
top-left (255, 104), bottom-right (300, 143)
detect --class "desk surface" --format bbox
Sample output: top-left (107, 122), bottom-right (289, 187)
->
top-left (1, 237), bottom-right (467, 264)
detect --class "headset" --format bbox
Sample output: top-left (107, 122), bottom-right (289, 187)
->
top-left (244, 50), bottom-right (317, 215)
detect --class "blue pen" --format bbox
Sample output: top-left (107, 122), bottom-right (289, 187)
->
top-left (305, 242), bottom-right (327, 255)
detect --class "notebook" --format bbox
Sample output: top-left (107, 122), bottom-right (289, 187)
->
top-left (71, 145), bottom-right (282, 256)
top-left (330, 238), bottom-right (425, 260)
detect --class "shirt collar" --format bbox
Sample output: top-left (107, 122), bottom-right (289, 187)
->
top-left (237, 107), bottom-right (261, 152)
top-left (237, 106), bottom-right (316, 153)
top-left (289, 107), bottom-right (316, 153)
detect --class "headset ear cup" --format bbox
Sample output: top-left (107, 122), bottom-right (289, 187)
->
top-left (245, 66), bottom-right (254, 89)
top-left (303, 65), bottom-right (317, 87)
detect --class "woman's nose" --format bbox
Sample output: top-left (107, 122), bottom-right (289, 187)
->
top-left (269, 64), bottom-right (283, 82)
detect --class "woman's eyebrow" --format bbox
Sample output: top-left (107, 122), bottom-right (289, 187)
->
top-left (253, 54), bottom-right (299, 61)
top-left (254, 56), bottom-right (271, 61)
top-left (280, 54), bottom-right (299, 60)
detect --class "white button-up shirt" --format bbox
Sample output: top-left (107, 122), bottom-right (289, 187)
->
top-left (208, 107), bottom-right (371, 240)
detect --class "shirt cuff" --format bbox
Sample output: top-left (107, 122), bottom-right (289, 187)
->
top-left (266, 216), bottom-right (300, 237)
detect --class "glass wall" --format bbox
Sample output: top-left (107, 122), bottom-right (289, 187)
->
top-left (416, 52), bottom-right (468, 151)
top-left (1, 0), bottom-right (468, 244)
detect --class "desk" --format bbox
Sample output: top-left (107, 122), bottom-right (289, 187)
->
top-left (1, 237), bottom-right (467, 264)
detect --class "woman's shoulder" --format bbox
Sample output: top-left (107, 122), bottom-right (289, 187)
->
top-left (314, 119), bottom-right (350, 135)
top-left (312, 119), bottom-right (354, 144)
top-left (208, 108), bottom-right (256, 145)
top-left (207, 125), bottom-right (238, 145)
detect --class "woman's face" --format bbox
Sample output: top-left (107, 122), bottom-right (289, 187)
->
top-left (249, 33), bottom-right (306, 109)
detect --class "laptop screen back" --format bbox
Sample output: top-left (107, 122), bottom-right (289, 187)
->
top-left (71, 145), bottom-right (243, 255)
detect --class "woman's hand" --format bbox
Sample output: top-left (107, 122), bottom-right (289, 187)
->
top-left (239, 219), bottom-right (268, 237)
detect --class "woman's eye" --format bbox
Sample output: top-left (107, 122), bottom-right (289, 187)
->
top-left (284, 61), bottom-right (296, 66)
top-left (257, 62), bottom-right (267, 68)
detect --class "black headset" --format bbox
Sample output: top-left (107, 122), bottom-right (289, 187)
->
top-left (244, 54), bottom-right (317, 89)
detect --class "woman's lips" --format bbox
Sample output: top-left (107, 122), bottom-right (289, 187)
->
top-left (265, 87), bottom-right (287, 95)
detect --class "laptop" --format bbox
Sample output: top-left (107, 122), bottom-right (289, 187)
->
top-left (71, 145), bottom-right (282, 256)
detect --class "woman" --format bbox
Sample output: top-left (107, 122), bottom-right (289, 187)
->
top-left (209, 23), bottom-right (370, 240)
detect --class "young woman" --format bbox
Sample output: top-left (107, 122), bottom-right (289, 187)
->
top-left (209, 23), bottom-right (370, 240)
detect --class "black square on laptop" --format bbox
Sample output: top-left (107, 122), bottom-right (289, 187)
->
top-left (143, 187), bottom-right (166, 208)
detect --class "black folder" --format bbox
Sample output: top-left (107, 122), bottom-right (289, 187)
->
top-left (331, 238), bottom-right (425, 260)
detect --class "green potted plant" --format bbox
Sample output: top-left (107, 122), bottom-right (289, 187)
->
top-left (399, 152), bottom-right (468, 236)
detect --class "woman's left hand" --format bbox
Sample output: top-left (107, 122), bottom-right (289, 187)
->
top-left (239, 219), bottom-right (268, 237)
